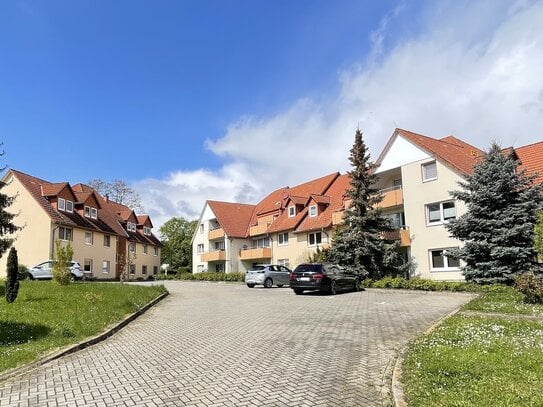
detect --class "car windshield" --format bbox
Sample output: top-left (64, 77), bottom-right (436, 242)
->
top-left (294, 264), bottom-right (322, 273)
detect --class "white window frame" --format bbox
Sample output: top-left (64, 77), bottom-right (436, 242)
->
top-left (58, 198), bottom-right (66, 211)
top-left (102, 260), bottom-right (110, 274)
top-left (288, 206), bottom-right (296, 217)
top-left (144, 226), bottom-right (152, 236)
top-left (142, 244), bottom-right (148, 255)
top-left (278, 232), bottom-right (289, 246)
top-left (309, 205), bottom-right (317, 217)
top-left (90, 207), bottom-right (97, 219)
top-left (66, 200), bottom-right (74, 213)
top-left (426, 201), bottom-right (456, 225)
top-left (84, 259), bottom-right (93, 274)
top-left (429, 248), bottom-right (461, 271)
top-left (197, 244), bottom-right (204, 254)
top-left (129, 242), bottom-right (136, 253)
top-left (308, 232), bottom-right (322, 247)
top-left (84, 206), bottom-right (91, 217)
top-left (153, 246), bottom-right (158, 256)
top-left (85, 231), bottom-right (93, 245)
top-left (422, 161), bottom-right (437, 182)
top-left (59, 226), bottom-right (72, 241)
top-left (127, 222), bottom-right (136, 232)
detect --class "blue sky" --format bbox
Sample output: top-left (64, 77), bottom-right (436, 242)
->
top-left (2, 1), bottom-right (543, 226)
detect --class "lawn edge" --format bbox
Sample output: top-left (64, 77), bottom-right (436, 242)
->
top-left (391, 305), bottom-right (469, 407)
top-left (0, 290), bottom-right (169, 383)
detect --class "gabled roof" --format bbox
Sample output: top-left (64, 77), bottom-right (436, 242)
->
top-left (377, 128), bottom-right (483, 176)
top-left (515, 141), bottom-right (543, 184)
top-left (137, 214), bottom-right (153, 228)
top-left (41, 182), bottom-right (72, 197)
top-left (207, 200), bottom-right (256, 238)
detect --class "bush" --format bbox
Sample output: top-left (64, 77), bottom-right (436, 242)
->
top-left (515, 271), bottom-right (543, 304)
top-left (363, 277), bottom-right (500, 293)
top-left (6, 247), bottom-right (19, 303)
top-left (17, 265), bottom-right (28, 280)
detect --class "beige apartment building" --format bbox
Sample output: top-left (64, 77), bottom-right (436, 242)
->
top-left (0, 169), bottom-right (162, 279)
top-left (192, 128), bottom-right (543, 281)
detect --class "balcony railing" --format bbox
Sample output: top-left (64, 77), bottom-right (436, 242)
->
top-left (382, 227), bottom-right (411, 247)
top-left (239, 247), bottom-right (272, 260)
top-left (200, 250), bottom-right (226, 262)
top-left (377, 185), bottom-right (403, 208)
top-left (208, 227), bottom-right (225, 240)
top-left (249, 223), bottom-right (270, 236)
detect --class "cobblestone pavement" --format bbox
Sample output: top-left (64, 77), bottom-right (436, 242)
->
top-left (0, 282), bottom-right (474, 406)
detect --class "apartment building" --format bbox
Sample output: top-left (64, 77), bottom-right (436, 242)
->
top-left (0, 169), bottom-right (162, 279)
top-left (193, 128), bottom-right (543, 281)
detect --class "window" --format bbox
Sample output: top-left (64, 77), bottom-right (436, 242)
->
top-left (252, 237), bottom-right (270, 248)
top-left (85, 231), bottom-right (93, 245)
top-left (215, 263), bottom-right (225, 273)
top-left (143, 226), bottom-right (152, 236)
top-left (129, 242), bottom-right (136, 253)
top-left (84, 206), bottom-right (91, 217)
top-left (393, 179), bottom-right (403, 187)
top-left (278, 233), bottom-right (289, 246)
top-left (153, 247), bottom-right (158, 256)
top-left (142, 244), bottom-right (148, 255)
top-left (199, 223), bottom-right (204, 233)
top-left (197, 244), bottom-right (204, 254)
top-left (426, 201), bottom-right (456, 225)
top-left (102, 260), bottom-right (110, 274)
top-left (308, 232), bottom-right (322, 247)
top-left (309, 205), bottom-right (317, 217)
top-left (66, 200), bottom-right (74, 213)
top-left (103, 235), bottom-right (110, 247)
top-left (90, 207), bottom-right (97, 219)
top-left (129, 264), bottom-right (135, 274)
top-left (422, 161), bottom-right (437, 181)
top-left (288, 206), bottom-right (296, 217)
top-left (430, 248), bottom-right (460, 270)
top-left (386, 212), bottom-right (405, 229)
top-left (58, 198), bottom-right (66, 211)
top-left (214, 241), bottom-right (225, 250)
top-left (142, 265), bottom-right (147, 275)
top-left (127, 222), bottom-right (136, 232)
top-left (278, 258), bottom-right (290, 268)
top-left (153, 266), bottom-right (158, 275)
top-left (59, 227), bottom-right (72, 241)
top-left (84, 259), bottom-right (93, 274)
top-left (197, 265), bottom-right (204, 273)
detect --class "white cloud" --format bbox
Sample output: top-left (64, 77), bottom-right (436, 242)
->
top-left (135, 0), bottom-right (543, 228)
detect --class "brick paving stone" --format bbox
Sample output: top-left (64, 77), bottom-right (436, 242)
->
top-left (0, 282), bottom-right (473, 406)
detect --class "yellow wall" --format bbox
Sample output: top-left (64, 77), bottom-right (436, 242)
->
top-left (69, 229), bottom-right (117, 279)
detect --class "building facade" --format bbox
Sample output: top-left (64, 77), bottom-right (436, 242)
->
top-left (0, 169), bottom-right (162, 279)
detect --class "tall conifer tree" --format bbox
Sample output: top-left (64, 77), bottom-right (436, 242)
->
top-left (446, 142), bottom-right (542, 284)
top-left (0, 151), bottom-right (17, 258)
top-left (328, 129), bottom-right (407, 279)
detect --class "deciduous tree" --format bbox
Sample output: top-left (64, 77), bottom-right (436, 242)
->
top-left (159, 217), bottom-right (197, 271)
top-left (88, 179), bottom-right (143, 212)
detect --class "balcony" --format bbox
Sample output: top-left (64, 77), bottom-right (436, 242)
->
top-left (377, 186), bottom-right (403, 208)
top-left (239, 247), bottom-right (272, 260)
top-left (249, 223), bottom-right (270, 236)
top-left (201, 250), bottom-right (226, 262)
top-left (208, 228), bottom-right (225, 240)
top-left (383, 227), bottom-right (411, 247)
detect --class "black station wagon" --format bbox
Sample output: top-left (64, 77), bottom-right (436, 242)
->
top-left (289, 263), bottom-right (362, 295)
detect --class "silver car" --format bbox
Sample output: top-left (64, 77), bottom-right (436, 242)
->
top-left (245, 264), bottom-right (292, 288)
top-left (28, 260), bottom-right (84, 280)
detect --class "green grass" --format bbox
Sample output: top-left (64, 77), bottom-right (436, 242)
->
top-left (402, 287), bottom-right (543, 407)
top-left (0, 280), bottom-right (166, 373)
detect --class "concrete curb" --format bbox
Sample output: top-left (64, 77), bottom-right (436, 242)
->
top-left (0, 291), bottom-right (169, 383)
top-left (391, 305), bottom-right (469, 407)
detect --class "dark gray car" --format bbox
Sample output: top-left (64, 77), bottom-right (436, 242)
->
top-left (245, 264), bottom-right (291, 288)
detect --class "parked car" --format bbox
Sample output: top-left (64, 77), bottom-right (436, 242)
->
top-left (245, 264), bottom-right (292, 288)
top-left (28, 260), bottom-right (84, 281)
top-left (289, 263), bottom-right (362, 295)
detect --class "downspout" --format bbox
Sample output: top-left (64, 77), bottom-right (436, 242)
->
top-left (50, 224), bottom-right (59, 259)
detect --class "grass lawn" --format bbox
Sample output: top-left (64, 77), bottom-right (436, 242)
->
top-left (0, 280), bottom-right (167, 374)
top-left (402, 286), bottom-right (543, 407)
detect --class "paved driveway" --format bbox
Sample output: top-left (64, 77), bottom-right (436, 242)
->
top-left (0, 282), bottom-right (474, 406)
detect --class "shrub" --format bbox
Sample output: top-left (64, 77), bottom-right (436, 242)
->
top-left (52, 240), bottom-right (73, 285)
top-left (515, 271), bottom-right (543, 304)
top-left (364, 276), bottom-right (501, 293)
top-left (17, 264), bottom-right (28, 280)
top-left (5, 247), bottom-right (19, 303)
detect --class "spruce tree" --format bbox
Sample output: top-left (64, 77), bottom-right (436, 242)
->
top-left (0, 160), bottom-right (17, 257)
top-left (446, 142), bottom-right (542, 284)
top-left (6, 247), bottom-right (19, 303)
top-left (328, 129), bottom-right (407, 279)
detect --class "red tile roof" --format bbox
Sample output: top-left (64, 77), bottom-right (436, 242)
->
top-left (515, 141), bottom-right (543, 184)
top-left (395, 128), bottom-right (483, 175)
top-left (207, 200), bottom-right (256, 238)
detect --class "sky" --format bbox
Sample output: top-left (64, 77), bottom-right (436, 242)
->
top-left (2, 0), bottom-right (543, 228)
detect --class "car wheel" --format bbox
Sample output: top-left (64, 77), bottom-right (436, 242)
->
top-left (28, 274), bottom-right (34, 280)
top-left (293, 289), bottom-right (304, 295)
top-left (70, 274), bottom-right (76, 283)
top-left (264, 278), bottom-right (273, 288)
top-left (353, 278), bottom-right (361, 292)
top-left (277, 284), bottom-right (283, 288)
top-left (329, 280), bottom-right (337, 295)
top-left (246, 283), bottom-right (255, 288)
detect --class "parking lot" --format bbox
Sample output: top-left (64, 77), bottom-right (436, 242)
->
top-left (0, 281), bottom-right (474, 406)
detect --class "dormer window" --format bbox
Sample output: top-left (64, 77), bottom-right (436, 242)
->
top-left (288, 206), bottom-right (296, 217)
top-left (66, 200), bottom-right (73, 213)
top-left (84, 206), bottom-right (98, 219)
top-left (309, 205), bottom-right (317, 217)
top-left (58, 198), bottom-right (66, 211)
top-left (143, 226), bottom-right (152, 236)
top-left (127, 222), bottom-right (137, 232)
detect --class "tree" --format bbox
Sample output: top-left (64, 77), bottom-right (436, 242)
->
top-left (534, 210), bottom-right (543, 261)
top-left (52, 240), bottom-right (74, 285)
top-left (0, 151), bottom-right (17, 257)
top-left (88, 179), bottom-right (143, 212)
top-left (159, 217), bottom-right (198, 271)
top-left (327, 129), bottom-right (408, 279)
top-left (446, 142), bottom-right (542, 284)
top-left (5, 247), bottom-right (19, 303)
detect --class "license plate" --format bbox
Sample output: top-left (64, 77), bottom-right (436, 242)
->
top-left (299, 277), bottom-right (310, 281)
